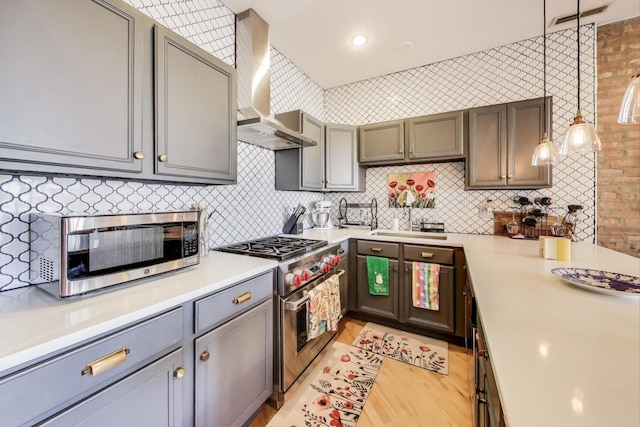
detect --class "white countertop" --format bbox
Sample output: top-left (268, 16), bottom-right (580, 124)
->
top-left (2, 228), bottom-right (638, 426)
top-left (298, 228), bottom-right (640, 427)
top-left (0, 252), bottom-right (277, 373)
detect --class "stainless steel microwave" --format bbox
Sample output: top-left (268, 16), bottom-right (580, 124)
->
top-left (29, 211), bottom-right (200, 298)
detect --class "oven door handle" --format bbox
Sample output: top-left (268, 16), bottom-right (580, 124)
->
top-left (285, 294), bottom-right (310, 311)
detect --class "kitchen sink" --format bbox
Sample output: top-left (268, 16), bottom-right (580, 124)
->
top-left (368, 230), bottom-right (448, 240)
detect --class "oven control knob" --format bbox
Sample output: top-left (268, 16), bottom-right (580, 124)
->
top-left (329, 255), bottom-right (340, 266)
top-left (322, 263), bottom-right (331, 274)
top-left (285, 273), bottom-right (303, 287)
top-left (301, 270), bottom-right (311, 281)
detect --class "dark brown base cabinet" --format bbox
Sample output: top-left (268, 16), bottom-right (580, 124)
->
top-left (353, 240), bottom-right (466, 341)
top-left (356, 255), bottom-right (400, 320)
top-left (401, 262), bottom-right (455, 333)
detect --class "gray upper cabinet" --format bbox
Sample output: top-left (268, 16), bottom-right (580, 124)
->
top-left (359, 112), bottom-right (465, 166)
top-left (276, 110), bottom-right (325, 191)
top-left (154, 25), bottom-right (237, 183)
top-left (466, 97), bottom-right (551, 189)
top-left (275, 111), bottom-right (365, 192)
top-left (358, 120), bottom-right (405, 164)
top-left (406, 111), bottom-right (466, 161)
top-left (0, 1), bottom-right (237, 185)
top-left (325, 124), bottom-right (365, 191)
top-left (0, 0), bottom-right (144, 174)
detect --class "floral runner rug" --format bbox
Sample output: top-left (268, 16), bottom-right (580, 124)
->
top-left (266, 341), bottom-right (383, 427)
top-left (352, 322), bottom-right (449, 375)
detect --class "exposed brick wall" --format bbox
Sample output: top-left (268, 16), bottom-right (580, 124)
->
top-left (597, 17), bottom-right (640, 258)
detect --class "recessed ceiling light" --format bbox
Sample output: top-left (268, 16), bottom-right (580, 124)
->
top-left (351, 35), bottom-right (367, 47)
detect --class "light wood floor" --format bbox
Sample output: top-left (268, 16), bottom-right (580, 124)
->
top-left (250, 317), bottom-right (473, 427)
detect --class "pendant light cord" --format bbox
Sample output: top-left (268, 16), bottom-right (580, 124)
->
top-left (543, 0), bottom-right (547, 135)
top-left (577, 0), bottom-right (581, 112)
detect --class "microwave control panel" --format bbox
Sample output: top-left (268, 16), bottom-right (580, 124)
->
top-left (183, 222), bottom-right (199, 257)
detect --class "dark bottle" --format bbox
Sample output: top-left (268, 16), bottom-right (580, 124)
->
top-left (534, 197), bottom-right (553, 205)
top-left (513, 196), bottom-right (531, 206)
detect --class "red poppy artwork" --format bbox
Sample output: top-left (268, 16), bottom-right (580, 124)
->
top-left (388, 172), bottom-right (436, 208)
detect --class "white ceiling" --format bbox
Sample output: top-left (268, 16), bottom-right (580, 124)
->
top-left (220, 0), bottom-right (640, 89)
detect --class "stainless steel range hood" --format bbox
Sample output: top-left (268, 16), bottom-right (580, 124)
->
top-left (236, 9), bottom-right (316, 150)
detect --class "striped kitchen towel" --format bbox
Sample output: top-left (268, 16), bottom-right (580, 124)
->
top-left (412, 262), bottom-right (440, 310)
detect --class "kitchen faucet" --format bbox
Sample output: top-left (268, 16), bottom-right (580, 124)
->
top-left (403, 191), bottom-right (416, 231)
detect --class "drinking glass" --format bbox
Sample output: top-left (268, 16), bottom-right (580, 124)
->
top-left (506, 208), bottom-right (519, 237)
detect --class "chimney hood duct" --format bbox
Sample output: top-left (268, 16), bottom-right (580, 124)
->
top-left (235, 9), bottom-right (316, 150)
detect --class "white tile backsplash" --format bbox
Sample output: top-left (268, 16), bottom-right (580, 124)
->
top-left (0, 0), bottom-right (596, 291)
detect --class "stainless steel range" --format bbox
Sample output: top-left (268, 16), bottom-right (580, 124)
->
top-left (218, 236), bottom-right (345, 407)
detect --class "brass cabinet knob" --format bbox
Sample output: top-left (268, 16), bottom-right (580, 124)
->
top-left (158, 154), bottom-right (168, 162)
top-left (508, 175), bottom-right (513, 179)
top-left (133, 151), bottom-right (144, 160)
top-left (174, 367), bottom-right (186, 379)
top-left (500, 175), bottom-right (506, 179)
top-left (200, 351), bottom-right (210, 362)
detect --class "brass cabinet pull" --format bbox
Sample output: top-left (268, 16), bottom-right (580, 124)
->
top-left (508, 175), bottom-right (513, 179)
top-left (133, 151), bottom-right (144, 160)
top-left (233, 291), bottom-right (252, 304)
top-left (371, 247), bottom-right (383, 253)
top-left (392, 265), bottom-right (398, 272)
top-left (200, 351), bottom-right (210, 362)
top-left (158, 154), bottom-right (168, 162)
top-left (174, 367), bottom-right (186, 379)
top-left (421, 252), bottom-right (434, 258)
top-left (500, 175), bottom-right (506, 179)
top-left (81, 347), bottom-right (129, 376)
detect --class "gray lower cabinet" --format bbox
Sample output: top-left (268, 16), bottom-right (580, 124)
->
top-left (195, 299), bottom-right (273, 427)
top-left (0, 308), bottom-right (184, 426)
top-left (467, 97), bottom-right (551, 189)
top-left (358, 120), bottom-right (405, 164)
top-left (0, 0), bottom-right (144, 174)
top-left (275, 111), bottom-right (364, 192)
top-left (154, 24), bottom-right (237, 182)
top-left (40, 349), bottom-right (184, 426)
top-left (406, 111), bottom-right (466, 161)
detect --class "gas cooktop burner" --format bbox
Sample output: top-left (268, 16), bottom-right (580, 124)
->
top-left (217, 236), bottom-right (328, 261)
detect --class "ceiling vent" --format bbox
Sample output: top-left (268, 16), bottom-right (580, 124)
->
top-left (551, 3), bottom-right (609, 26)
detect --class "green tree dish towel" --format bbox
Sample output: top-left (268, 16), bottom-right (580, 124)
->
top-left (366, 255), bottom-right (389, 296)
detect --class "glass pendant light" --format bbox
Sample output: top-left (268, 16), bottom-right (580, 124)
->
top-left (532, 0), bottom-right (558, 166)
top-left (560, 0), bottom-right (601, 155)
top-left (618, 73), bottom-right (640, 124)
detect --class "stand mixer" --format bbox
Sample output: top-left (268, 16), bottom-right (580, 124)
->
top-left (312, 201), bottom-right (333, 229)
